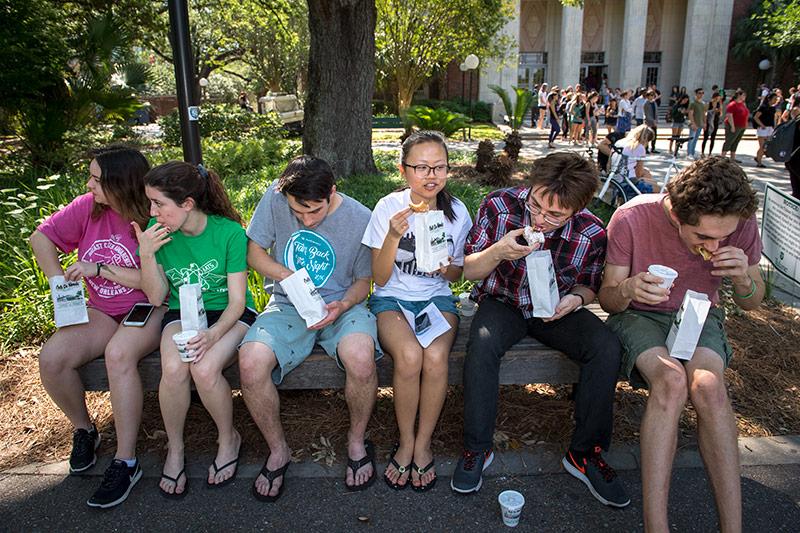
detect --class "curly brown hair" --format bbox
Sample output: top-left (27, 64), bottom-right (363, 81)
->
top-left (527, 152), bottom-right (599, 213)
top-left (666, 156), bottom-right (757, 226)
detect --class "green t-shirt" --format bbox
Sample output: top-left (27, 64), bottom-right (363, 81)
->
top-left (688, 100), bottom-right (707, 126)
top-left (149, 215), bottom-right (255, 311)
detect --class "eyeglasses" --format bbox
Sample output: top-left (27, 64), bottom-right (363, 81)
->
top-left (402, 163), bottom-right (450, 178)
top-left (525, 199), bottom-right (570, 226)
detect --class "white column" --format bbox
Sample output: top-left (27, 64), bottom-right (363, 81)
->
top-left (479, 0), bottom-right (521, 123)
top-left (679, 0), bottom-right (714, 91)
top-left (619, 0), bottom-right (648, 90)
top-left (556, 5), bottom-right (583, 87)
top-left (704, 0), bottom-right (735, 87)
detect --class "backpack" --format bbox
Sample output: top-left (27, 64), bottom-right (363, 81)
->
top-left (764, 118), bottom-right (799, 162)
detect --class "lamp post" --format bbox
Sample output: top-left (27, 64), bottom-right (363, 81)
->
top-left (758, 58), bottom-right (771, 88)
top-left (459, 63), bottom-right (468, 140)
top-left (199, 77), bottom-right (209, 101)
top-left (464, 54), bottom-right (480, 140)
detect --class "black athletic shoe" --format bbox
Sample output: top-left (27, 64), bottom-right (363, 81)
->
top-left (87, 459), bottom-right (142, 509)
top-left (562, 447), bottom-right (630, 507)
top-left (69, 424), bottom-right (100, 474)
top-left (450, 449), bottom-right (494, 494)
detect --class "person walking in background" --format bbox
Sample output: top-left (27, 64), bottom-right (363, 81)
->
top-left (721, 89), bottom-right (749, 164)
top-left (686, 88), bottom-right (707, 159)
top-left (668, 94), bottom-right (689, 155)
top-left (585, 91), bottom-right (600, 146)
top-left (605, 98), bottom-right (619, 134)
top-left (547, 91), bottom-right (561, 148)
top-left (668, 85), bottom-right (680, 109)
top-left (644, 90), bottom-right (660, 154)
top-left (754, 92), bottom-right (779, 168)
top-left (617, 90), bottom-right (633, 135)
top-left (702, 91), bottom-right (723, 156)
top-left (570, 93), bottom-right (586, 145)
top-left (537, 83), bottom-right (549, 129)
top-left (633, 89), bottom-right (647, 127)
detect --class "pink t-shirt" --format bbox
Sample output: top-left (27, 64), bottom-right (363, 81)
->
top-left (606, 193), bottom-right (762, 311)
top-left (37, 193), bottom-right (148, 316)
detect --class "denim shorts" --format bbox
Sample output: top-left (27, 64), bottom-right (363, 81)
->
top-left (239, 302), bottom-right (382, 384)
top-left (606, 307), bottom-right (731, 390)
top-left (368, 294), bottom-right (459, 317)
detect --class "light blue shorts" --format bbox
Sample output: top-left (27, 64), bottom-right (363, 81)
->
top-left (368, 294), bottom-right (459, 317)
top-left (240, 302), bottom-right (382, 384)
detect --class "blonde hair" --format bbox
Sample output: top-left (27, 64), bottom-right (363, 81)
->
top-left (623, 124), bottom-right (655, 149)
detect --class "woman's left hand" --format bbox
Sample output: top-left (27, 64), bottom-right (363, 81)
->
top-left (437, 256), bottom-right (453, 276)
top-left (186, 328), bottom-right (219, 363)
top-left (64, 261), bottom-right (97, 281)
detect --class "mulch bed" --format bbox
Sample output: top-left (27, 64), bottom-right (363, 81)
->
top-left (1, 299), bottom-right (798, 471)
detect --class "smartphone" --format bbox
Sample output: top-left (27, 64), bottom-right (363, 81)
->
top-left (122, 303), bottom-right (155, 327)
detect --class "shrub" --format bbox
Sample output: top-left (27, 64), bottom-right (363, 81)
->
top-left (413, 98), bottom-right (493, 123)
top-left (159, 103), bottom-right (285, 146)
top-left (404, 106), bottom-right (471, 138)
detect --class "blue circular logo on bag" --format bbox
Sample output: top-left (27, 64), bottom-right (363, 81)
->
top-left (284, 230), bottom-right (336, 287)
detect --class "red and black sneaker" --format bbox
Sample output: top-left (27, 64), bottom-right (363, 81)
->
top-left (450, 449), bottom-right (494, 494)
top-left (562, 446), bottom-right (630, 507)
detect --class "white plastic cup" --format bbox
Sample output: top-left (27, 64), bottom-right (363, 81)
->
top-left (173, 330), bottom-right (198, 362)
top-left (647, 264), bottom-right (678, 289)
top-left (498, 490), bottom-right (525, 527)
top-left (459, 292), bottom-right (476, 317)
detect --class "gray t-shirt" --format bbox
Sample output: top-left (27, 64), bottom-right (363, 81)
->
top-left (247, 182), bottom-right (372, 305)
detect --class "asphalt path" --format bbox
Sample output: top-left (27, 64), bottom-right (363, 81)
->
top-left (1, 464), bottom-right (798, 532)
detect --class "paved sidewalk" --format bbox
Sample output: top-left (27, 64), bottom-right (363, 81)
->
top-left (2, 435), bottom-right (798, 531)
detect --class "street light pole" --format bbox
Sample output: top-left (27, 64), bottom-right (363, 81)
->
top-left (464, 54), bottom-right (480, 141)
top-left (168, 0), bottom-right (202, 164)
top-left (459, 63), bottom-right (468, 140)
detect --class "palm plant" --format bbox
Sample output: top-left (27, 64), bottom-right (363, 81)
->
top-left (488, 84), bottom-right (533, 161)
top-left (403, 105), bottom-right (471, 138)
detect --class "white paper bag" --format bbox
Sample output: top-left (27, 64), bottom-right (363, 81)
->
top-left (179, 275), bottom-right (208, 332)
top-left (279, 267), bottom-right (328, 327)
top-left (665, 290), bottom-right (711, 360)
top-left (50, 275), bottom-right (89, 328)
top-left (525, 250), bottom-right (560, 318)
top-left (414, 210), bottom-right (450, 273)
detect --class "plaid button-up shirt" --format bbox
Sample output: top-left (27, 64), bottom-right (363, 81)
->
top-left (465, 186), bottom-right (607, 319)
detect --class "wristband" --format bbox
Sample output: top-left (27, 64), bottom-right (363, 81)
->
top-left (96, 262), bottom-right (103, 277)
top-left (734, 277), bottom-right (757, 299)
top-left (571, 292), bottom-right (586, 306)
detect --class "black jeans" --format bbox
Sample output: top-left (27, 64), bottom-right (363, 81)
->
top-left (462, 297), bottom-right (622, 453)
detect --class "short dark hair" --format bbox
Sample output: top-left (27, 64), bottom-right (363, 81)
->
top-left (695, 88), bottom-right (704, 94)
top-left (527, 152), bottom-right (598, 213)
top-left (666, 156), bottom-right (757, 226)
top-left (277, 156), bottom-right (335, 205)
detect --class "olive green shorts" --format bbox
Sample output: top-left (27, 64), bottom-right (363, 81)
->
top-left (606, 307), bottom-right (732, 389)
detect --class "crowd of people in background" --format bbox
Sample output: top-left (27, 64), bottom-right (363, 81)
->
top-left (526, 80), bottom-right (800, 199)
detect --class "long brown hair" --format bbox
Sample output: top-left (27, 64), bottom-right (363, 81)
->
top-left (89, 145), bottom-right (151, 229)
top-left (144, 161), bottom-right (242, 224)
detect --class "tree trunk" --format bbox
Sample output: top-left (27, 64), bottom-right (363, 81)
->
top-left (304, 0), bottom-right (377, 177)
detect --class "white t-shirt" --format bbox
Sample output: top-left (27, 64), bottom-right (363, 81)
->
top-left (633, 96), bottom-right (647, 119)
top-left (619, 98), bottom-right (633, 115)
top-left (361, 189), bottom-right (472, 301)
top-left (538, 89), bottom-right (548, 107)
top-left (614, 140), bottom-right (646, 177)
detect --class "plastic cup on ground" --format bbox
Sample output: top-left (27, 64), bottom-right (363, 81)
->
top-left (498, 490), bottom-right (525, 527)
top-left (648, 264), bottom-right (678, 289)
top-left (173, 330), bottom-right (198, 362)
top-left (459, 292), bottom-right (476, 317)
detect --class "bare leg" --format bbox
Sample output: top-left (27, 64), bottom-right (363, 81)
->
top-left (635, 348), bottom-right (689, 533)
top-left (104, 306), bottom-right (165, 459)
top-left (412, 313), bottom-right (458, 488)
top-left (686, 349), bottom-right (742, 533)
top-left (158, 322), bottom-right (191, 495)
top-left (376, 312), bottom-right (420, 487)
top-left (338, 333), bottom-right (378, 488)
top-left (239, 341), bottom-right (291, 498)
top-left (39, 308), bottom-right (117, 430)
top-left (190, 323), bottom-right (248, 485)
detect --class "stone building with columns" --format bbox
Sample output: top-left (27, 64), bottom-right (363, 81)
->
top-left (476, 0), bottom-right (739, 123)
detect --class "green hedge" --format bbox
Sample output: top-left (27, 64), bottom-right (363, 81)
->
top-left (159, 103), bottom-right (286, 146)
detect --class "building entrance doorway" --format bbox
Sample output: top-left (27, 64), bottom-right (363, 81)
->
top-left (580, 65), bottom-right (607, 91)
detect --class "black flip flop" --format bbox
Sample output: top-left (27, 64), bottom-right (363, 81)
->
top-left (251, 459), bottom-right (290, 502)
top-left (207, 442), bottom-right (242, 489)
top-left (345, 439), bottom-right (376, 492)
top-left (384, 442), bottom-right (411, 491)
top-left (410, 459), bottom-right (437, 493)
top-left (159, 467), bottom-right (189, 500)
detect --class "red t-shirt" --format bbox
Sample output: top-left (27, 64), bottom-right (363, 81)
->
top-left (606, 194), bottom-right (762, 311)
top-left (726, 100), bottom-right (749, 129)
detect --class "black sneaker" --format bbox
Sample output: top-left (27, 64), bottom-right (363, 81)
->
top-left (562, 447), bottom-right (630, 507)
top-left (69, 424), bottom-right (100, 474)
top-left (87, 459), bottom-right (142, 509)
top-left (450, 449), bottom-right (494, 494)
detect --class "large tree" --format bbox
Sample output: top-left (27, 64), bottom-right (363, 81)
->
top-left (375, 0), bottom-right (514, 114)
top-left (304, 0), bottom-right (377, 177)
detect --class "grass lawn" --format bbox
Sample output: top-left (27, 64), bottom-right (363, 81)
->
top-left (371, 122), bottom-right (504, 143)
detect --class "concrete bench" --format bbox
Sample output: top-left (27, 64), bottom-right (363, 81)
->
top-left (77, 307), bottom-right (611, 391)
